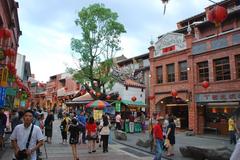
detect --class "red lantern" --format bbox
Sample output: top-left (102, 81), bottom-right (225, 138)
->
top-left (202, 81), bottom-right (209, 89)
top-left (171, 89), bottom-right (178, 97)
top-left (89, 89), bottom-right (94, 94)
top-left (207, 5), bottom-right (228, 26)
top-left (0, 28), bottom-right (11, 39)
top-left (96, 92), bottom-right (101, 97)
top-left (148, 95), bottom-right (155, 100)
top-left (117, 96), bottom-right (122, 101)
top-left (64, 87), bottom-right (68, 91)
top-left (106, 95), bottom-right (111, 100)
top-left (131, 96), bottom-right (137, 102)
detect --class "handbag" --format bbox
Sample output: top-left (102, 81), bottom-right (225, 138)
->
top-left (16, 123), bottom-right (34, 160)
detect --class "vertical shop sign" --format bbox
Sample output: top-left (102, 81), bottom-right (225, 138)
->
top-left (0, 87), bottom-right (6, 107)
top-left (115, 101), bottom-right (121, 112)
top-left (0, 67), bottom-right (8, 87)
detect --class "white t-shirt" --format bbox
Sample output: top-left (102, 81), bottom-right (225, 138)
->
top-left (230, 139), bottom-right (240, 160)
top-left (116, 114), bottom-right (121, 123)
top-left (10, 123), bottom-right (45, 160)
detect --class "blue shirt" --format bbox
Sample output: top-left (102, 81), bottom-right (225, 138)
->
top-left (77, 115), bottom-right (86, 126)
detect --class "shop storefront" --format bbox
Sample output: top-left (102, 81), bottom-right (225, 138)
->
top-left (196, 92), bottom-right (240, 135)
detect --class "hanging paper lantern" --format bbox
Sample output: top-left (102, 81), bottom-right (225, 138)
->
top-left (149, 95), bottom-right (155, 100)
top-left (96, 92), bottom-right (101, 97)
top-left (64, 87), bottom-right (68, 91)
top-left (106, 95), bottom-right (111, 100)
top-left (202, 81), bottom-right (209, 89)
top-left (131, 96), bottom-right (137, 102)
top-left (89, 89), bottom-right (94, 94)
top-left (207, 5), bottom-right (228, 26)
top-left (117, 96), bottom-right (122, 101)
top-left (171, 89), bottom-right (178, 97)
top-left (0, 28), bottom-right (11, 39)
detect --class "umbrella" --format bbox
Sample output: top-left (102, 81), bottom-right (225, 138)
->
top-left (86, 100), bottom-right (111, 109)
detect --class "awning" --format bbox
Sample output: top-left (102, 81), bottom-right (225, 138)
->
top-left (111, 100), bottom-right (146, 107)
top-left (65, 93), bottom-right (94, 105)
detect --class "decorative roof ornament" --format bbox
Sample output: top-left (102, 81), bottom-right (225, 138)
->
top-left (161, 0), bottom-right (169, 15)
top-left (187, 22), bottom-right (192, 35)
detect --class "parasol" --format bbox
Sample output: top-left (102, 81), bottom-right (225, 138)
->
top-left (86, 100), bottom-right (111, 109)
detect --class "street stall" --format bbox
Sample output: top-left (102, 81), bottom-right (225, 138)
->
top-left (112, 100), bottom-right (146, 133)
top-left (85, 100), bottom-right (111, 121)
top-left (65, 93), bottom-right (93, 113)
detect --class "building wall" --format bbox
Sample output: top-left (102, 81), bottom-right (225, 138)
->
top-left (16, 53), bottom-right (25, 79)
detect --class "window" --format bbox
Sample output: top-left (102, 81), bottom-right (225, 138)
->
top-left (198, 61), bottom-right (209, 82)
top-left (214, 57), bottom-right (231, 81)
top-left (167, 63), bottom-right (175, 82)
top-left (156, 66), bottom-right (163, 83)
top-left (236, 55), bottom-right (240, 79)
top-left (179, 61), bottom-right (188, 81)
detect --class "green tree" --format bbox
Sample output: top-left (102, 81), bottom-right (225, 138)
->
top-left (69, 3), bottom-right (126, 94)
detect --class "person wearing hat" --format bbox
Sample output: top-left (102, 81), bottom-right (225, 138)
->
top-left (10, 110), bottom-right (44, 160)
top-left (153, 116), bottom-right (164, 160)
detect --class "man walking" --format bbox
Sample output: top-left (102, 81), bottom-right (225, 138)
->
top-left (153, 116), bottom-right (164, 160)
top-left (77, 111), bottom-right (87, 144)
top-left (228, 116), bottom-right (236, 145)
top-left (10, 110), bottom-right (44, 160)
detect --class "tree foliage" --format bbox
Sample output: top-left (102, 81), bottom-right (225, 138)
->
top-left (68, 3), bottom-right (126, 93)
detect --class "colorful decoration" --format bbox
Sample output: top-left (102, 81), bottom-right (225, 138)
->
top-left (171, 89), bottom-right (178, 97)
top-left (202, 81), bottom-right (209, 89)
top-left (131, 96), bottom-right (137, 102)
top-left (86, 100), bottom-right (111, 110)
top-left (207, 5), bottom-right (228, 27)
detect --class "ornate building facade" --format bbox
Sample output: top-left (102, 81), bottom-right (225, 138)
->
top-left (149, 0), bottom-right (240, 134)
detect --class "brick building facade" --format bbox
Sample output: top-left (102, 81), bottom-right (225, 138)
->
top-left (149, 0), bottom-right (240, 135)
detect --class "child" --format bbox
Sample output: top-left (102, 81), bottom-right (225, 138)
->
top-left (69, 118), bottom-right (80, 160)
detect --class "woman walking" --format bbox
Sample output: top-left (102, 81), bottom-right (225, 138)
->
top-left (44, 110), bottom-right (54, 144)
top-left (166, 117), bottom-right (176, 157)
top-left (60, 113), bottom-right (69, 144)
top-left (100, 115), bottom-right (110, 153)
top-left (86, 116), bottom-right (97, 153)
top-left (69, 118), bottom-right (80, 160)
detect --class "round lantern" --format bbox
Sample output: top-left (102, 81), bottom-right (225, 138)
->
top-left (207, 5), bottom-right (228, 26)
top-left (149, 95), bottom-right (155, 100)
top-left (171, 89), bottom-right (178, 97)
top-left (64, 87), bottom-right (68, 91)
top-left (96, 92), bottom-right (101, 97)
top-left (131, 96), bottom-right (137, 102)
top-left (0, 28), bottom-right (11, 39)
top-left (202, 81), bottom-right (209, 89)
top-left (117, 96), bottom-right (122, 101)
top-left (106, 95), bottom-right (111, 100)
top-left (89, 89), bottom-right (94, 94)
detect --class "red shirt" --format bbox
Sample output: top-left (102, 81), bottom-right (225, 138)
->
top-left (86, 123), bottom-right (97, 133)
top-left (153, 123), bottom-right (163, 140)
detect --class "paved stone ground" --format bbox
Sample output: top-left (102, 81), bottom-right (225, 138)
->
top-left (0, 116), bottom-right (236, 160)
top-left (112, 129), bottom-right (236, 160)
top-left (0, 117), bottom-right (154, 160)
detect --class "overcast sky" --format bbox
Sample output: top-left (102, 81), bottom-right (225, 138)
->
top-left (17, 0), bottom-right (219, 82)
